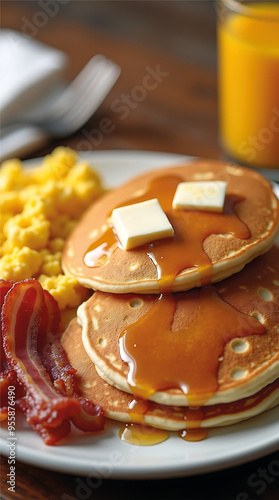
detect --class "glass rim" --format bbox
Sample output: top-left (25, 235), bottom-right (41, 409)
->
top-left (220, 0), bottom-right (279, 21)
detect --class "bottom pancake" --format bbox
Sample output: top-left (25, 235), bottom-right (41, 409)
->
top-left (62, 318), bottom-right (279, 431)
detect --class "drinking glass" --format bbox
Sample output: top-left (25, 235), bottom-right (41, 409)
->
top-left (218, 0), bottom-right (279, 173)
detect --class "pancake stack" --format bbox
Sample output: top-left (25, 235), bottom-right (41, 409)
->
top-left (62, 159), bottom-right (279, 441)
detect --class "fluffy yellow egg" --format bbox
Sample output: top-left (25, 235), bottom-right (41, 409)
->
top-left (0, 247), bottom-right (43, 281)
top-left (38, 274), bottom-right (90, 311)
top-left (0, 147), bottom-right (104, 310)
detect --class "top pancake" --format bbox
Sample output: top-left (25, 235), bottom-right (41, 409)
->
top-left (62, 159), bottom-right (279, 293)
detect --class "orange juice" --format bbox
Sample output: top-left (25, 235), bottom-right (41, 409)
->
top-left (218, 2), bottom-right (279, 169)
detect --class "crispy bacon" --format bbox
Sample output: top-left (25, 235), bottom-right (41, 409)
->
top-left (71, 397), bottom-right (105, 432)
top-left (37, 289), bottom-right (77, 396)
top-left (37, 288), bottom-right (104, 432)
top-left (33, 419), bottom-right (72, 445)
top-left (1, 279), bottom-right (104, 444)
top-left (2, 280), bottom-right (80, 443)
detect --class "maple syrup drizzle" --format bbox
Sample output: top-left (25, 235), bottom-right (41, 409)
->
top-left (84, 175), bottom-right (250, 287)
top-left (119, 287), bottom-right (265, 404)
top-left (178, 407), bottom-right (208, 441)
top-left (128, 397), bottom-right (150, 422)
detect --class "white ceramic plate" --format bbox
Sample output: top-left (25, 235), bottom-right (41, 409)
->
top-left (1, 150), bottom-right (278, 480)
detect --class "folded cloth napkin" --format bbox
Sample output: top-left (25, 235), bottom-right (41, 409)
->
top-left (0, 30), bottom-right (68, 161)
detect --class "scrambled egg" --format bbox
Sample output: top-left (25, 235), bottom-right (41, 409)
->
top-left (0, 147), bottom-right (104, 310)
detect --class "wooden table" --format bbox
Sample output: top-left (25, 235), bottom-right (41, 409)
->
top-left (1, 2), bottom-right (278, 499)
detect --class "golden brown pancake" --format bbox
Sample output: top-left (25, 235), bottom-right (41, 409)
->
top-left (62, 318), bottom-right (279, 430)
top-left (62, 160), bottom-right (279, 294)
top-left (78, 242), bottom-right (279, 406)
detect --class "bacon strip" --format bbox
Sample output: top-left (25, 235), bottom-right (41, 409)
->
top-left (71, 396), bottom-right (105, 432)
top-left (1, 280), bottom-right (83, 444)
top-left (38, 289), bottom-right (104, 432)
top-left (1, 279), bottom-right (104, 443)
top-left (37, 290), bottom-right (77, 396)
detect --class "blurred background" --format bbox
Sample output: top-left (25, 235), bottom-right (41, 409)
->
top-left (1, 0), bottom-right (219, 159)
top-left (2, 1), bottom-right (217, 67)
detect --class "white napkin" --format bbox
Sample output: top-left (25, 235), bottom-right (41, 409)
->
top-left (0, 30), bottom-right (68, 161)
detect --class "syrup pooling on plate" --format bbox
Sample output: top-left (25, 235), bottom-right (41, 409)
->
top-left (179, 428), bottom-right (208, 442)
top-left (84, 175), bottom-right (250, 289)
top-left (119, 423), bottom-right (169, 446)
top-left (119, 287), bottom-right (265, 404)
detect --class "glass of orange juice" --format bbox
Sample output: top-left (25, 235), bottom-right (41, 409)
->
top-left (218, 0), bottom-right (279, 174)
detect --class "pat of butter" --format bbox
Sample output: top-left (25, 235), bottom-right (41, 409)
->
top-left (172, 181), bottom-right (227, 212)
top-left (111, 198), bottom-right (174, 250)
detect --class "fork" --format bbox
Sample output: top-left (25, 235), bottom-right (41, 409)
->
top-left (3, 54), bottom-right (121, 137)
top-left (43, 55), bottom-right (121, 136)
top-left (0, 55), bottom-right (121, 161)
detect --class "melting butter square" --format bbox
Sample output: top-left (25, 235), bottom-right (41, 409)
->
top-left (172, 181), bottom-right (227, 212)
top-left (111, 198), bottom-right (174, 250)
